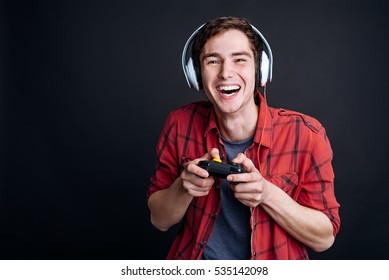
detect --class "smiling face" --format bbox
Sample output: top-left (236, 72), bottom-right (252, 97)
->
top-left (200, 29), bottom-right (257, 117)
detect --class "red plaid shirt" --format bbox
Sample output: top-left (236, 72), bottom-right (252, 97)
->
top-left (147, 93), bottom-right (340, 260)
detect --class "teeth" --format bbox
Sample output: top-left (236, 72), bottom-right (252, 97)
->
top-left (218, 85), bottom-right (240, 91)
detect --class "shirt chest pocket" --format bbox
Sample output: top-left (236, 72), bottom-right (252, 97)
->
top-left (266, 172), bottom-right (299, 197)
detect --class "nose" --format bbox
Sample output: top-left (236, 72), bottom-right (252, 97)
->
top-left (218, 61), bottom-right (234, 80)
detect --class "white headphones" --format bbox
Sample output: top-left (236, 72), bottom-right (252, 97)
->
top-left (182, 23), bottom-right (273, 91)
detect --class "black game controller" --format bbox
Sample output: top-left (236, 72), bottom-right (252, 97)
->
top-left (198, 159), bottom-right (246, 179)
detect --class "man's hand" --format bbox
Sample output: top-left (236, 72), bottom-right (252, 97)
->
top-left (227, 152), bottom-right (271, 207)
top-left (180, 148), bottom-right (220, 197)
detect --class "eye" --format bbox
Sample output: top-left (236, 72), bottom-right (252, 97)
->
top-left (206, 59), bottom-right (219, 65)
top-left (235, 58), bottom-right (247, 63)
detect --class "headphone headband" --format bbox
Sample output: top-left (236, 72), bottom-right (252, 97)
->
top-left (182, 22), bottom-right (273, 90)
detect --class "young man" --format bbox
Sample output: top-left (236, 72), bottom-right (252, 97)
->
top-left (147, 16), bottom-right (340, 260)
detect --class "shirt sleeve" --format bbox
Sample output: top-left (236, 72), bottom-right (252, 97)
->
top-left (297, 125), bottom-right (341, 237)
top-left (147, 111), bottom-right (180, 199)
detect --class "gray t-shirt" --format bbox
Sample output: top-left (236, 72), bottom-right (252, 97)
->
top-left (202, 136), bottom-right (253, 260)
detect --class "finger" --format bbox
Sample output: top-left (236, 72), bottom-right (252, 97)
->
top-left (230, 181), bottom-right (263, 194)
top-left (187, 188), bottom-right (211, 197)
top-left (233, 192), bottom-right (262, 207)
top-left (181, 166), bottom-right (215, 186)
top-left (186, 162), bottom-right (209, 178)
top-left (227, 165), bottom-right (261, 184)
top-left (236, 199), bottom-right (260, 208)
top-left (232, 153), bottom-right (257, 173)
top-left (191, 148), bottom-right (220, 167)
top-left (231, 152), bottom-right (246, 164)
top-left (208, 148), bottom-right (220, 161)
top-left (183, 177), bottom-right (214, 197)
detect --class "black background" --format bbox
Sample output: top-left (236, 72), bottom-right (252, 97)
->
top-left (1, 0), bottom-right (389, 260)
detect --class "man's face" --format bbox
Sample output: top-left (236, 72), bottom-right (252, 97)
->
top-left (200, 29), bottom-right (257, 116)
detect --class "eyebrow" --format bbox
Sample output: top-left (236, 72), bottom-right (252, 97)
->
top-left (202, 51), bottom-right (253, 61)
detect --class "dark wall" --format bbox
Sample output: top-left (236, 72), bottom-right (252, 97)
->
top-left (1, 0), bottom-right (388, 259)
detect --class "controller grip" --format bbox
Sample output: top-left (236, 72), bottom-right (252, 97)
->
top-left (198, 160), bottom-right (246, 178)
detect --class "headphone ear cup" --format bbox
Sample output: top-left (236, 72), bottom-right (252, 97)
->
top-left (259, 51), bottom-right (270, 87)
top-left (186, 58), bottom-right (200, 91)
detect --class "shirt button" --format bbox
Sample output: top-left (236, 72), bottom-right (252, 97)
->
top-left (306, 121), bottom-right (311, 126)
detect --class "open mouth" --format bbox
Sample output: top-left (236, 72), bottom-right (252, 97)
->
top-left (217, 85), bottom-right (241, 95)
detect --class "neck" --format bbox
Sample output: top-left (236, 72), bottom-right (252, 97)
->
top-left (216, 104), bottom-right (259, 142)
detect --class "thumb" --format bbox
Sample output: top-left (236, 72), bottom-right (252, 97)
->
top-left (206, 148), bottom-right (221, 161)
